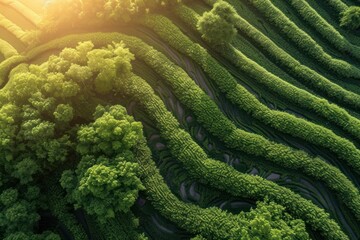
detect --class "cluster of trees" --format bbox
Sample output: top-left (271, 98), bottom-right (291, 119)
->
top-left (0, 41), bottom-right (146, 238)
top-left (61, 105), bottom-right (144, 223)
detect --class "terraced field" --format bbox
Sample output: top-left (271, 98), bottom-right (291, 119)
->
top-left (0, 0), bottom-right (360, 239)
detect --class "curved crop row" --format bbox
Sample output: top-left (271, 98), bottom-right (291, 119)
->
top-left (170, 6), bottom-right (360, 136)
top-left (134, 138), bottom-right (296, 239)
top-left (240, 0), bottom-right (360, 79)
top-left (0, 0), bottom-right (41, 25)
top-left (12, 32), bottom-right (360, 222)
top-left (288, 0), bottom-right (360, 60)
top-left (0, 55), bottom-right (26, 85)
top-left (121, 73), bottom-right (349, 240)
top-left (195, 0), bottom-right (360, 111)
top-left (140, 14), bottom-right (360, 171)
top-left (122, 36), bottom-right (360, 219)
top-left (0, 39), bottom-right (17, 59)
top-left (47, 184), bottom-right (88, 240)
top-left (0, 13), bottom-right (29, 43)
top-left (325, 0), bottom-right (348, 13)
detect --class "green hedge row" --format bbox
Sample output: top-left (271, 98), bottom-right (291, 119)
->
top-left (140, 14), bottom-right (360, 171)
top-left (238, 0), bottom-right (360, 79)
top-left (121, 32), bottom-right (360, 219)
top-left (0, 39), bottom-right (18, 59)
top-left (0, 14), bottom-right (29, 44)
top-left (174, 5), bottom-right (360, 133)
top-left (122, 74), bottom-right (348, 240)
top-left (196, 1), bottom-right (360, 111)
top-left (47, 184), bottom-right (87, 240)
top-left (23, 31), bottom-right (360, 222)
top-left (288, 0), bottom-right (360, 60)
top-left (326, 0), bottom-right (348, 13)
top-left (134, 139), bottom-right (264, 239)
top-left (0, 55), bottom-right (26, 86)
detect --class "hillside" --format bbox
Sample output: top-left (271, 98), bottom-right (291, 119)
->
top-left (0, 0), bottom-right (360, 239)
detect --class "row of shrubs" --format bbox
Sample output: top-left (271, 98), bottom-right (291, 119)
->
top-left (133, 138), bottom-right (310, 239)
top-left (288, 0), bottom-right (360, 60)
top-left (196, 1), bottom-right (360, 111)
top-left (140, 14), bottom-right (360, 174)
top-left (172, 5), bottom-right (360, 139)
top-left (0, 55), bottom-right (26, 86)
top-left (25, 28), bottom-right (360, 222)
top-left (120, 73), bottom-right (348, 240)
top-left (0, 14), bottom-right (29, 44)
top-left (326, 0), bottom-right (348, 13)
top-left (0, 39), bottom-right (18, 59)
top-left (121, 30), bottom-right (360, 220)
top-left (46, 184), bottom-right (88, 240)
top-left (236, 0), bottom-right (360, 79)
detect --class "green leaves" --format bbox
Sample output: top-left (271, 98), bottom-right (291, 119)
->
top-left (340, 6), bottom-right (360, 30)
top-left (197, 1), bottom-right (237, 44)
top-left (77, 105), bottom-right (143, 156)
top-left (62, 104), bottom-right (144, 223)
top-left (74, 160), bottom-right (143, 222)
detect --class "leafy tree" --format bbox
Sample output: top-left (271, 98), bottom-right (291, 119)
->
top-left (76, 105), bottom-right (143, 156)
top-left (237, 200), bottom-right (309, 239)
top-left (0, 187), bottom-right (56, 238)
top-left (340, 6), bottom-right (360, 30)
top-left (54, 104), bottom-right (74, 123)
top-left (61, 105), bottom-right (144, 223)
top-left (197, 1), bottom-right (237, 44)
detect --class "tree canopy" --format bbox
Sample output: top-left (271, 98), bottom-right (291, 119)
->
top-left (197, 1), bottom-right (238, 44)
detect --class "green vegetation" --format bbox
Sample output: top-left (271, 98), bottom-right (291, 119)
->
top-left (340, 6), bottom-right (360, 30)
top-left (238, 0), bottom-right (360, 79)
top-left (288, 0), bottom-right (360, 60)
top-left (0, 0), bottom-right (359, 239)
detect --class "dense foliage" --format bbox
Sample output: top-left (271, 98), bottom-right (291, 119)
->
top-left (340, 6), bottom-right (360, 30)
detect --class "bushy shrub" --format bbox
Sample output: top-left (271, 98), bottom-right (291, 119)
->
top-left (340, 6), bottom-right (360, 30)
